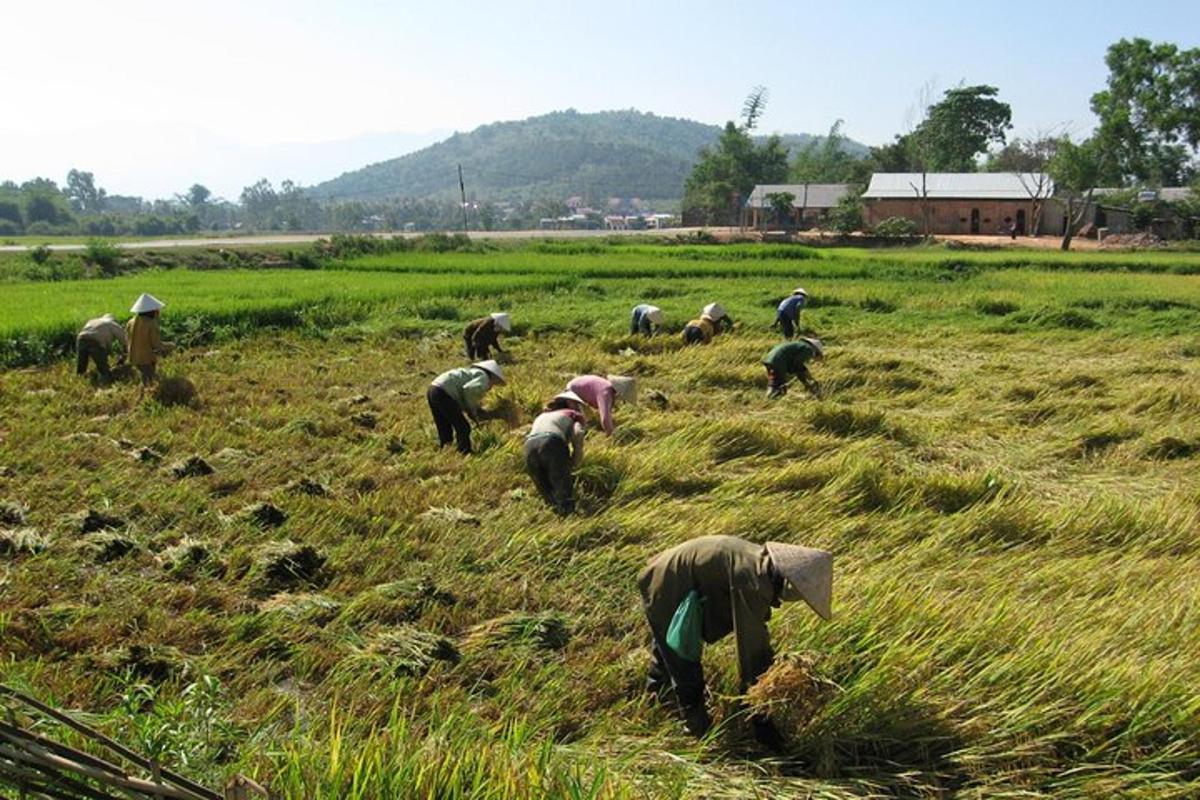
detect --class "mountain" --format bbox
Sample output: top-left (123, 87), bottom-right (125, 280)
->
top-left (308, 110), bottom-right (868, 206)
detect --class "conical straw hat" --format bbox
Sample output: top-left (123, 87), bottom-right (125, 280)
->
top-left (490, 312), bottom-right (512, 332)
top-left (607, 375), bottom-right (638, 403)
top-left (646, 306), bottom-right (664, 324)
top-left (702, 302), bottom-right (726, 320)
top-left (766, 542), bottom-right (832, 620)
top-left (553, 390), bottom-right (584, 406)
top-left (130, 293), bottom-right (164, 314)
top-left (472, 359), bottom-right (505, 383)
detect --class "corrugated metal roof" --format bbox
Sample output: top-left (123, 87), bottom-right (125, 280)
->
top-left (1159, 187), bottom-right (1193, 203)
top-left (862, 173), bottom-right (1053, 200)
top-left (747, 183), bottom-right (853, 209)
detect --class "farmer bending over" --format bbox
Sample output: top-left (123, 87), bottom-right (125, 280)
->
top-left (126, 293), bottom-right (169, 386)
top-left (682, 302), bottom-right (732, 345)
top-left (763, 338), bottom-right (824, 399)
top-left (76, 313), bottom-right (128, 383)
top-left (524, 391), bottom-right (587, 515)
top-left (427, 359), bottom-right (505, 454)
top-left (638, 535), bottom-right (832, 747)
top-left (464, 313), bottom-right (511, 360)
top-left (630, 304), bottom-right (664, 336)
top-left (773, 287), bottom-right (808, 339)
top-left (566, 374), bottom-right (637, 436)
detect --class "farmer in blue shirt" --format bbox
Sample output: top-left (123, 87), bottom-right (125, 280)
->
top-left (773, 287), bottom-right (808, 339)
top-left (630, 304), bottom-right (664, 336)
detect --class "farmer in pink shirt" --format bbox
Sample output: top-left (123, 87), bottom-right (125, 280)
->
top-left (565, 374), bottom-right (637, 436)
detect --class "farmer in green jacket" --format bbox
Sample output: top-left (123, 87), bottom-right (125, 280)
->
top-left (638, 535), bottom-right (832, 746)
top-left (763, 337), bottom-right (824, 399)
top-left (426, 359), bottom-right (505, 454)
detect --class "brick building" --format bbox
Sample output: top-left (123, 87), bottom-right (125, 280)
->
top-left (862, 173), bottom-right (1053, 235)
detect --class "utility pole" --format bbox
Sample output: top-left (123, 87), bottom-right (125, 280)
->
top-left (458, 164), bottom-right (468, 233)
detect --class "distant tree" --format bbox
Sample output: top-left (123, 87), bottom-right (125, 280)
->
top-left (66, 169), bottom-right (105, 213)
top-left (25, 194), bottom-right (62, 225)
top-left (741, 86), bottom-right (769, 131)
top-left (987, 134), bottom-right (1060, 235)
top-left (789, 120), bottom-right (862, 184)
top-left (186, 184), bottom-right (212, 208)
top-left (914, 85), bottom-right (1013, 171)
top-left (766, 191), bottom-right (795, 229)
top-left (1091, 38), bottom-right (1200, 184)
top-left (0, 200), bottom-right (22, 228)
top-left (1048, 138), bottom-right (1104, 251)
top-left (240, 179), bottom-right (279, 229)
top-left (829, 193), bottom-right (865, 234)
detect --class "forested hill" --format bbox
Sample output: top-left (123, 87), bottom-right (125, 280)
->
top-left (308, 110), bottom-right (866, 205)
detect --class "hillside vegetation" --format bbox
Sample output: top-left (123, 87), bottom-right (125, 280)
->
top-left (1, 243), bottom-right (1199, 798)
top-left (307, 110), bottom-right (865, 205)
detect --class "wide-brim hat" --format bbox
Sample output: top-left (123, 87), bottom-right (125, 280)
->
top-left (646, 306), bottom-right (664, 324)
top-left (490, 312), bottom-right (512, 332)
top-left (702, 302), bottom-right (726, 320)
top-left (793, 287), bottom-right (808, 297)
top-left (800, 337), bottom-right (825, 358)
top-left (766, 542), bottom-right (833, 620)
top-left (553, 390), bottom-right (584, 406)
top-left (472, 359), bottom-right (505, 383)
top-left (130, 293), bottom-right (164, 314)
top-left (607, 375), bottom-right (638, 404)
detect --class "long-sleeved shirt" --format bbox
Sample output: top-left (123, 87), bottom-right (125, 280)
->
top-left (630, 304), bottom-right (659, 335)
top-left (432, 367), bottom-right (492, 413)
top-left (683, 317), bottom-right (716, 344)
top-left (776, 294), bottom-right (806, 323)
top-left (125, 315), bottom-right (162, 366)
top-left (464, 317), bottom-right (503, 352)
top-left (528, 409), bottom-right (586, 466)
top-left (762, 341), bottom-right (818, 379)
top-left (638, 535), bottom-right (778, 691)
top-left (567, 375), bottom-right (616, 436)
top-left (78, 316), bottom-right (128, 351)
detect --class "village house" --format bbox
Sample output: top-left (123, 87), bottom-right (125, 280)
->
top-left (862, 173), bottom-right (1052, 235)
top-left (746, 183), bottom-right (854, 229)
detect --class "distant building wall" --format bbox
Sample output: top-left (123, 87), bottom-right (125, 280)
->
top-left (864, 198), bottom-right (1039, 235)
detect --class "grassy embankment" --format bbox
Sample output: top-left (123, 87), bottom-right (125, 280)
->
top-left (1, 242), bottom-right (1199, 797)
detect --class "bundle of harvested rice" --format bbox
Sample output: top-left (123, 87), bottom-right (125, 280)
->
top-left (154, 376), bottom-right (197, 407)
top-left (462, 611), bottom-right (571, 653)
top-left (251, 540), bottom-right (327, 596)
top-left (358, 626), bottom-right (460, 677)
top-left (0, 528), bottom-right (47, 556)
top-left (745, 652), bottom-right (834, 736)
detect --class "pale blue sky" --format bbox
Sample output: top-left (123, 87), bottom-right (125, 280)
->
top-left (4, 0), bottom-right (1197, 198)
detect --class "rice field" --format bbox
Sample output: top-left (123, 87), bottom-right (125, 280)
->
top-left (1, 242), bottom-right (1199, 798)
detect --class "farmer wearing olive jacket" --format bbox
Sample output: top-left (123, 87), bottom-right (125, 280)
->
top-left (638, 535), bottom-right (832, 747)
top-left (763, 337), bottom-right (824, 399)
top-left (463, 313), bottom-right (512, 360)
top-left (427, 359), bottom-right (505, 454)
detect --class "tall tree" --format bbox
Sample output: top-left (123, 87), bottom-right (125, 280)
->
top-left (790, 120), bottom-right (862, 183)
top-left (913, 85), bottom-right (1013, 171)
top-left (683, 87), bottom-right (789, 224)
top-left (986, 134), bottom-right (1060, 235)
top-left (185, 184), bottom-right (212, 208)
top-left (1048, 138), bottom-right (1104, 251)
top-left (1091, 38), bottom-right (1200, 185)
top-left (66, 169), bottom-right (105, 214)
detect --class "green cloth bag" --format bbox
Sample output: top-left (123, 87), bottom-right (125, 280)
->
top-left (665, 590), bottom-right (705, 662)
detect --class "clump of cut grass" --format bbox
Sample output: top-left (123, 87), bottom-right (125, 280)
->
top-left (0, 527), bottom-right (48, 555)
top-left (1072, 425), bottom-right (1139, 458)
top-left (238, 501), bottom-right (287, 528)
top-left (92, 644), bottom-right (187, 683)
top-left (1143, 435), bottom-right (1198, 460)
top-left (169, 454), bottom-right (214, 478)
top-left (708, 420), bottom-right (787, 462)
top-left (0, 499), bottom-right (27, 525)
top-left (249, 540), bottom-right (327, 597)
top-left (975, 298), bottom-right (1020, 316)
top-left (159, 538), bottom-right (218, 578)
top-left (462, 611), bottom-right (571, 653)
top-left (72, 508), bottom-right (125, 534)
top-left (808, 404), bottom-right (888, 439)
top-left (348, 627), bottom-right (460, 678)
top-left (259, 592), bottom-right (342, 626)
top-left (154, 375), bottom-right (198, 407)
top-left (81, 531), bottom-right (138, 563)
top-left (338, 578), bottom-right (456, 627)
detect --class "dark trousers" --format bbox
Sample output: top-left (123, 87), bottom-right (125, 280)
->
top-left (427, 385), bottom-right (472, 454)
top-left (682, 325), bottom-right (705, 345)
top-left (136, 363), bottom-right (156, 386)
top-left (76, 336), bottom-right (111, 379)
top-left (524, 434), bottom-right (574, 515)
top-left (776, 312), bottom-right (796, 339)
top-left (464, 333), bottom-right (491, 360)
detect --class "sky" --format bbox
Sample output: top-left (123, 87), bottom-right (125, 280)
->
top-left (4, 0), bottom-right (1198, 199)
